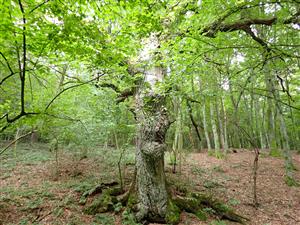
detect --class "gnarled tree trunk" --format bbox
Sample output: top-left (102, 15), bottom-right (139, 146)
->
top-left (135, 34), bottom-right (170, 222)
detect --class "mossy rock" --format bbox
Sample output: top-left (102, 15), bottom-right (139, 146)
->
top-left (165, 200), bottom-right (181, 225)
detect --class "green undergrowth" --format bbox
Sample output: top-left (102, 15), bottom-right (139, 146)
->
top-left (269, 149), bottom-right (283, 158)
top-left (285, 176), bottom-right (300, 187)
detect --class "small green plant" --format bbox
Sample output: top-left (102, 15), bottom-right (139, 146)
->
top-left (285, 176), bottom-right (300, 187)
top-left (212, 165), bottom-right (225, 173)
top-left (210, 220), bottom-right (227, 225)
top-left (93, 213), bottom-right (115, 225)
top-left (228, 198), bottom-right (240, 206)
top-left (269, 149), bottom-right (282, 158)
top-left (23, 197), bottom-right (43, 211)
top-left (203, 180), bottom-right (222, 189)
top-left (214, 150), bottom-right (224, 159)
top-left (208, 150), bottom-right (214, 156)
top-left (191, 166), bottom-right (206, 176)
top-left (194, 210), bottom-right (207, 221)
top-left (122, 209), bottom-right (141, 225)
top-left (113, 202), bottom-right (123, 213)
top-left (203, 207), bottom-right (216, 214)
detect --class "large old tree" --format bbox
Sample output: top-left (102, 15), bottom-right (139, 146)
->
top-left (1, 0), bottom-right (299, 223)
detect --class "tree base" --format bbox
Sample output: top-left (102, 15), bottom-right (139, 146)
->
top-left (81, 182), bottom-right (248, 224)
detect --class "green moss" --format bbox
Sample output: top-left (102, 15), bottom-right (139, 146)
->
top-left (173, 196), bottom-right (199, 212)
top-left (194, 209), bottom-right (207, 221)
top-left (165, 200), bottom-right (181, 225)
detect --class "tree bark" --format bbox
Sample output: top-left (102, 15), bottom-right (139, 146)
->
top-left (135, 34), bottom-right (170, 222)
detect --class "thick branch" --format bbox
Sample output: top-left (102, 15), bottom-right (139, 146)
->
top-left (95, 82), bottom-right (136, 104)
top-left (200, 10), bottom-right (299, 49)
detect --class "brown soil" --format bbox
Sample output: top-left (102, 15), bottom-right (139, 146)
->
top-left (0, 148), bottom-right (299, 225)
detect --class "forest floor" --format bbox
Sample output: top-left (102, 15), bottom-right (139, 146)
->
top-left (0, 142), bottom-right (299, 225)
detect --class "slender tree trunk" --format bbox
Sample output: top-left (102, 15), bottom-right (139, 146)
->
top-left (202, 104), bottom-right (211, 150)
top-left (210, 101), bottom-right (220, 153)
top-left (216, 99), bottom-right (225, 152)
top-left (221, 97), bottom-right (229, 152)
top-left (228, 80), bottom-right (241, 148)
top-left (187, 101), bottom-right (201, 147)
top-left (264, 72), bottom-right (277, 152)
top-left (14, 128), bottom-right (20, 158)
top-left (273, 88), bottom-right (296, 184)
top-left (257, 100), bottom-right (266, 149)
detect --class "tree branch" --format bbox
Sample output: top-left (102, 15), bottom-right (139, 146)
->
top-left (199, 10), bottom-right (299, 49)
top-left (29, 0), bottom-right (50, 14)
top-left (45, 73), bottom-right (106, 110)
top-left (0, 130), bottom-right (36, 156)
top-left (0, 52), bottom-right (14, 75)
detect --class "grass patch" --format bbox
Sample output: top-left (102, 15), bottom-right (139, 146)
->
top-left (269, 149), bottom-right (282, 158)
top-left (203, 180), bottom-right (223, 189)
top-left (93, 213), bottom-right (115, 225)
top-left (212, 165), bottom-right (225, 173)
top-left (191, 166), bottom-right (207, 176)
top-left (228, 198), bottom-right (240, 206)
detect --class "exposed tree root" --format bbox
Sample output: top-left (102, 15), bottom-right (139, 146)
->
top-left (173, 193), bottom-right (249, 224)
top-left (79, 181), bottom-right (120, 204)
top-left (81, 180), bottom-right (248, 225)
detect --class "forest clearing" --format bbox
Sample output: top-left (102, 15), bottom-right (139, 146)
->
top-left (1, 0), bottom-right (299, 224)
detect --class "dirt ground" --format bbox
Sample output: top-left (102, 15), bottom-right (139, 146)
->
top-left (0, 144), bottom-right (299, 225)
